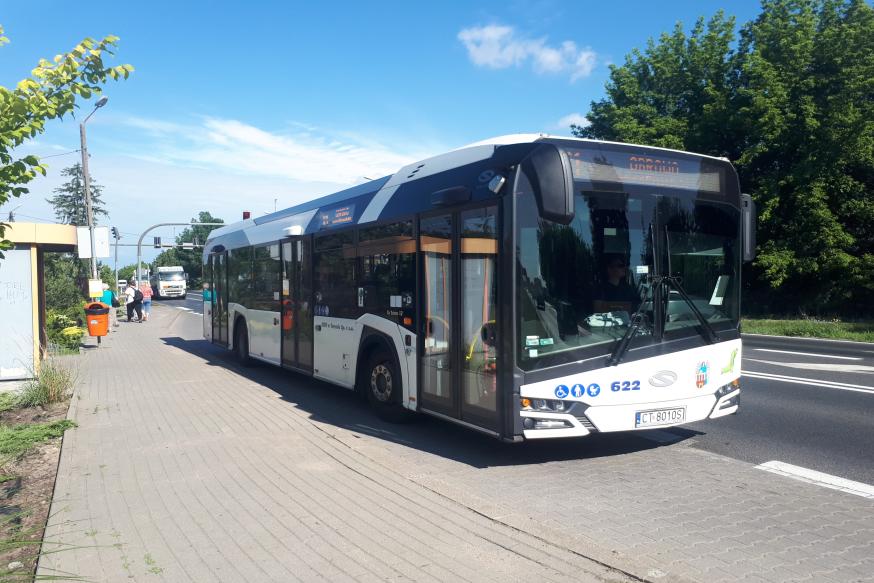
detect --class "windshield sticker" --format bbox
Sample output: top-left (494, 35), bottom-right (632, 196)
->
top-left (587, 383), bottom-right (601, 397)
top-left (709, 275), bottom-right (730, 306)
top-left (721, 349), bottom-right (738, 374)
top-left (539, 338), bottom-right (554, 346)
top-left (529, 349), bottom-right (538, 358)
top-left (554, 385), bottom-right (570, 399)
top-left (696, 361), bottom-right (710, 388)
top-left (525, 335), bottom-right (540, 347)
top-left (635, 265), bottom-right (649, 274)
top-left (571, 384), bottom-right (584, 397)
top-left (604, 227), bottom-right (617, 236)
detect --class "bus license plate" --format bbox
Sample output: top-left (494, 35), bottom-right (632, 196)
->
top-left (635, 407), bottom-right (686, 428)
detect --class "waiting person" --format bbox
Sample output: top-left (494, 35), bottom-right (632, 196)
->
top-left (100, 283), bottom-right (120, 329)
top-left (125, 280), bottom-right (143, 322)
top-left (593, 255), bottom-right (640, 314)
top-left (139, 279), bottom-right (153, 322)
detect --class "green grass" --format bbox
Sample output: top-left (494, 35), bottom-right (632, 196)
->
top-left (17, 361), bottom-right (75, 408)
top-left (742, 318), bottom-right (874, 342)
top-left (0, 420), bottom-right (76, 462)
top-left (0, 392), bottom-right (17, 413)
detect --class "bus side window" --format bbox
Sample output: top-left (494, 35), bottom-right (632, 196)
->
top-left (357, 221), bottom-right (415, 329)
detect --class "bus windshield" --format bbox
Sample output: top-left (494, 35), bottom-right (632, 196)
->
top-left (159, 272), bottom-right (184, 281)
top-left (516, 166), bottom-right (739, 371)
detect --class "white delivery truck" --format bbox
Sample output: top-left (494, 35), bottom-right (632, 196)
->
top-left (150, 266), bottom-right (187, 299)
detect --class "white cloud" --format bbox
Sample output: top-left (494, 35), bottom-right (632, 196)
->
top-left (6, 115), bottom-right (444, 266)
top-left (556, 112), bottom-right (590, 129)
top-left (115, 116), bottom-right (426, 186)
top-left (458, 25), bottom-right (597, 82)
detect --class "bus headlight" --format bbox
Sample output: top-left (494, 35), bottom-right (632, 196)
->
top-left (715, 379), bottom-right (740, 398)
top-left (520, 398), bottom-right (568, 412)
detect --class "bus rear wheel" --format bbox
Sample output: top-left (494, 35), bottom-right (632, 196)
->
top-left (235, 320), bottom-right (253, 367)
top-left (364, 350), bottom-right (410, 423)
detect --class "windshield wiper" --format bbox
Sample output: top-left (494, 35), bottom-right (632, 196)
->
top-left (606, 278), bottom-right (651, 366)
top-left (663, 275), bottom-right (720, 344)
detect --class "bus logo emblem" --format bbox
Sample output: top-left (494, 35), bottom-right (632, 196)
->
top-left (648, 371), bottom-right (677, 388)
top-left (695, 362), bottom-right (709, 388)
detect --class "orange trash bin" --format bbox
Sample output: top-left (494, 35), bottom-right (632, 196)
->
top-left (84, 302), bottom-right (110, 337)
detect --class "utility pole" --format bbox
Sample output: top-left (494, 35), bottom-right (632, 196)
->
top-left (111, 227), bottom-right (121, 290)
top-left (80, 95), bottom-right (109, 280)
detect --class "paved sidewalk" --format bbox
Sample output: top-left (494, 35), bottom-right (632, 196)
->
top-left (39, 305), bottom-right (874, 582)
top-left (38, 307), bottom-right (630, 582)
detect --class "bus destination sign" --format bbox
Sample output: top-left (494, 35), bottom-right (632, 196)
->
top-left (566, 148), bottom-right (723, 193)
top-left (319, 204), bottom-right (356, 229)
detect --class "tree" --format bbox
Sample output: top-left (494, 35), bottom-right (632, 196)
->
top-left (0, 25), bottom-right (133, 255)
top-left (576, 0), bottom-right (874, 316)
top-left (152, 211), bottom-right (224, 284)
top-left (46, 163), bottom-right (108, 225)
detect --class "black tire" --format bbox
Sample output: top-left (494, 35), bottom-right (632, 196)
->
top-left (180, 294), bottom-right (187, 300)
top-left (235, 320), bottom-right (253, 366)
top-left (363, 349), bottom-right (411, 423)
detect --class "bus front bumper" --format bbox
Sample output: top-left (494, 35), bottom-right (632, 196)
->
top-left (521, 385), bottom-right (740, 440)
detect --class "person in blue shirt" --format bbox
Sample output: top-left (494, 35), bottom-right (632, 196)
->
top-left (100, 283), bottom-right (119, 329)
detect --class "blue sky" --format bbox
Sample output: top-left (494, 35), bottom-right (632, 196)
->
top-left (0, 0), bottom-right (762, 265)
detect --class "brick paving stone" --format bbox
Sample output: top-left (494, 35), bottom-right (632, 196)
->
top-left (37, 307), bottom-right (632, 583)
top-left (38, 304), bottom-right (874, 582)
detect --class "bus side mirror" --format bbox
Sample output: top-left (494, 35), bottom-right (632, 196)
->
top-left (741, 194), bottom-right (756, 262)
top-left (520, 144), bottom-right (575, 225)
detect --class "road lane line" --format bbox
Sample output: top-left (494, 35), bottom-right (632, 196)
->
top-left (752, 348), bottom-right (861, 360)
top-left (746, 358), bottom-right (874, 373)
top-left (756, 461), bottom-right (874, 499)
top-left (742, 370), bottom-right (874, 394)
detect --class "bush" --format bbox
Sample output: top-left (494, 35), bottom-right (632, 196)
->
top-left (46, 309), bottom-right (84, 353)
top-left (17, 360), bottom-right (75, 408)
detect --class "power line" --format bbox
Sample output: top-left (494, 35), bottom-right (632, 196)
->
top-left (38, 149), bottom-right (81, 159)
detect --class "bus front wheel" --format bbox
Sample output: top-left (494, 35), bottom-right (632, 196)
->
top-left (364, 350), bottom-right (410, 423)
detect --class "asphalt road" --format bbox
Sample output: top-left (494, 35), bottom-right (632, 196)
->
top-left (165, 301), bottom-right (874, 487)
top-left (152, 293), bottom-right (205, 315)
top-left (680, 334), bottom-right (874, 484)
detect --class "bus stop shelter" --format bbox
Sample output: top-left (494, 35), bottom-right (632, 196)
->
top-left (0, 222), bottom-right (78, 380)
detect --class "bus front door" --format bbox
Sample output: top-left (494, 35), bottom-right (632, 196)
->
top-left (211, 252), bottom-right (228, 346)
top-left (281, 238), bottom-right (314, 372)
top-left (419, 206), bottom-right (499, 432)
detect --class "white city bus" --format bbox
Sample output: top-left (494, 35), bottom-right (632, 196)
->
top-left (202, 134), bottom-right (754, 441)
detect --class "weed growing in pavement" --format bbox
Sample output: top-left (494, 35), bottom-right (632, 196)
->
top-left (17, 361), bottom-right (76, 408)
top-left (0, 509), bottom-right (89, 581)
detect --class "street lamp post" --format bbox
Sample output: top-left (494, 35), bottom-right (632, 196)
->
top-left (80, 95), bottom-right (109, 280)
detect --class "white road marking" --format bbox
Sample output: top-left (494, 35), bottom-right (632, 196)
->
top-left (753, 348), bottom-right (861, 361)
top-left (746, 358), bottom-right (874, 373)
top-left (756, 461), bottom-right (874, 499)
top-left (176, 306), bottom-right (192, 311)
top-left (742, 370), bottom-right (874, 394)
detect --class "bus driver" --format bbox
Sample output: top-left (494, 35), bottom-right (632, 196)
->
top-left (593, 255), bottom-right (640, 314)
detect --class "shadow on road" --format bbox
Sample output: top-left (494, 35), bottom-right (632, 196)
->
top-left (160, 336), bottom-right (701, 468)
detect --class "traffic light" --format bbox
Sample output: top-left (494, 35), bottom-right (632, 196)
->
top-left (153, 236), bottom-right (161, 249)
top-left (111, 226), bottom-right (119, 239)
